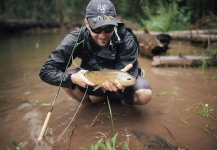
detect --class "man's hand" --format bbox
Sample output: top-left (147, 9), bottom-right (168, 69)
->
top-left (121, 64), bottom-right (133, 72)
top-left (102, 64), bottom-right (133, 92)
top-left (71, 70), bottom-right (95, 88)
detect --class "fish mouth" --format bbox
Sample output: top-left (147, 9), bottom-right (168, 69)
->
top-left (121, 80), bottom-right (137, 87)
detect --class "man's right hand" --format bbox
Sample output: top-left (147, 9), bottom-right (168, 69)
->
top-left (71, 70), bottom-right (95, 88)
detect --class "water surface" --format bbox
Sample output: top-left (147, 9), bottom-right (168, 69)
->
top-left (0, 33), bottom-right (217, 150)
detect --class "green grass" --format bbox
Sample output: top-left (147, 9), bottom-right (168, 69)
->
top-left (12, 141), bottom-right (22, 150)
top-left (211, 74), bottom-right (217, 80)
top-left (79, 97), bottom-right (131, 150)
top-left (79, 132), bottom-right (119, 150)
top-left (184, 101), bottom-right (217, 120)
top-left (79, 132), bottom-right (132, 150)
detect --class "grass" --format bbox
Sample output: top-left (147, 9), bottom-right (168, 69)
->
top-left (79, 97), bottom-right (131, 150)
top-left (183, 101), bottom-right (217, 138)
top-left (184, 101), bottom-right (216, 120)
top-left (34, 101), bottom-right (50, 107)
top-left (79, 132), bottom-right (132, 150)
top-left (11, 141), bottom-right (22, 150)
top-left (181, 119), bottom-right (217, 139)
top-left (79, 132), bottom-right (119, 150)
top-left (158, 91), bottom-right (172, 96)
top-left (211, 74), bottom-right (217, 80)
top-left (107, 97), bottom-right (116, 135)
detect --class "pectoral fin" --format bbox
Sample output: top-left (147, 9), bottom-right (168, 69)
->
top-left (93, 85), bottom-right (101, 91)
top-left (93, 86), bottom-right (106, 93)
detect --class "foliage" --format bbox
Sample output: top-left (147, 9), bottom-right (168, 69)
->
top-left (12, 141), bottom-right (22, 150)
top-left (107, 97), bottom-right (116, 134)
top-left (184, 101), bottom-right (217, 120)
top-left (34, 101), bottom-right (50, 107)
top-left (141, 0), bottom-right (191, 32)
top-left (0, 0), bottom-right (89, 21)
top-left (211, 74), bottom-right (217, 80)
top-left (186, 0), bottom-right (217, 23)
top-left (79, 97), bottom-right (131, 150)
top-left (80, 132), bottom-right (119, 150)
top-left (0, 0), bottom-right (216, 31)
top-left (80, 132), bottom-right (131, 150)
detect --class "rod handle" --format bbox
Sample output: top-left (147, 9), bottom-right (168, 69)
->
top-left (38, 112), bottom-right (52, 140)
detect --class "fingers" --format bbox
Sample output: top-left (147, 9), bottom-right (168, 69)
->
top-left (103, 81), bottom-right (118, 92)
top-left (101, 64), bottom-right (132, 92)
top-left (116, 83), bottom-right (125, 92)
top-left (80, 82), bottom-right (88, 88)
top-left (71, 70), bottom-right (95, 88)
top-left (121, 64), bottom-right (133, 72)
top-left (102, 81), bottom-right (125, 92)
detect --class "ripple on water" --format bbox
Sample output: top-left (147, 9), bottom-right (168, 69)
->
top-left (23, 109), bottom-right (53, 150)
top-left (17, 102), bottom-right (33, 110)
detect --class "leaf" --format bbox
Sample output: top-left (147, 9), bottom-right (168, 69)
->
top-left (12, 141), bottom-right (17, 147)
top-left (35, 101), bottom-right (50, 107)
top-left (12, 141), bottom-right (21, 150)
top-left (158, 91), bottom-right (170, 96)
top-left (105, 138), bottom-right (112, 149)
top-left (98, 143), bottom-right (108, 150)
top-left (111, 133), bottom-right (118, 148)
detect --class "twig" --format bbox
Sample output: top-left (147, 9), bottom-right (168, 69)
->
top-left (67, 122), bottom-right (77, 150)
top-left (89, 107), bottom-right (105, 127)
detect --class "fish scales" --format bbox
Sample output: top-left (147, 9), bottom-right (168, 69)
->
top-left (85, 70), bottom-right (136, 87)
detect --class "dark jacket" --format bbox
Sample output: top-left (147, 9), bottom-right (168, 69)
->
top-left (39, 23), bottom-right (140, 89)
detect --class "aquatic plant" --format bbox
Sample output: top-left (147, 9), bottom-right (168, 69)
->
top-left (79, 132), bottom-right (121, 150)
top-left (12, 141), bottom-right (22, 150)
top-left (34, 101), bottom-right (50, 107)
top-left (201, 59), bottom-right (209, 69)
top-left (200, 104), bottom-right (214, 118)
top-left (181, 119), bottom-right (217, 139)
top-left (80, 97), bottom-right (131, 150)
top-left (211, 74), bottom-right (217, 80)
top-left (158, 91), bottom-right (171, 96)
top-left (107, 97), bottom-right (116, 134)
top-left (184, 101), bottom-right (216, 120)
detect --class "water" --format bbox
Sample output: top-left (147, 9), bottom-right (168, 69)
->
top-left (0, 32), bottom-right (217, 150)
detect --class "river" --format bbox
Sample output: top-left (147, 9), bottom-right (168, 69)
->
top-left (0, 31), bottom-right (217, 150)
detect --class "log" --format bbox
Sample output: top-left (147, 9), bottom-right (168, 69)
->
top-left (151, 55), bottom-right (217, 67)
top-left (0, 19), bottom-right (82, 33)
top-left (165, 32), bottom-right (217, 42)
top-left (134, 30), bottom-right (217, 42)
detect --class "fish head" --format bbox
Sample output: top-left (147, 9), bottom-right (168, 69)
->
top-left (117, 72), bottom-right (136, 87)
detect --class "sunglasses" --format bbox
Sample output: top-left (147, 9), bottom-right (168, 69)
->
top-left (90, 25), bottom-right (115, 34)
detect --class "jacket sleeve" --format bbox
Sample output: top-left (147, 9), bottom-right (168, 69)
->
top-left (115, 29), bottom-right (140, 78)
top-left (39, 28), bottom-right (81, 89)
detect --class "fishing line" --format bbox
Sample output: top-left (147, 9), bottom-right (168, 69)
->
top-left (52, 21), bottom-right (86, 112)
top-left (62, 86), bottom-right (88, 135)
top-left (38, 21), bottom-right (86, 140)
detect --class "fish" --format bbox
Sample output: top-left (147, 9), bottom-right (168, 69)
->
top-left (84, 69), bottom-right (136, 90)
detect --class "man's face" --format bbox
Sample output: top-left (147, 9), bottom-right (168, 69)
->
top-left (85, 20), bottom-right (115, 47)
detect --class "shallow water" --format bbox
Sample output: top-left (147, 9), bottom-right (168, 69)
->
top-left (0, 32), bottom-right (217, 150)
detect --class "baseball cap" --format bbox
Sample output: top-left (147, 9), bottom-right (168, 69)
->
top-left (85, 0), bottom-right (118, 29)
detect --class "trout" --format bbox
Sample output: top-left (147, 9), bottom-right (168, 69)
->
top-left (84, 69), bottom-right (136, 90)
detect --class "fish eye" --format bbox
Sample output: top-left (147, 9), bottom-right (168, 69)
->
top-left (127, 77), bottom-right (132, 81)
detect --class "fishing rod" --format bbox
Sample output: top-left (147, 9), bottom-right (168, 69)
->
top-left (38, 22), bottom-right (85, 140)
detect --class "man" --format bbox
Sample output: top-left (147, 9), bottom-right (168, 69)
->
top-left (39, 0), bottom-right (152, 105)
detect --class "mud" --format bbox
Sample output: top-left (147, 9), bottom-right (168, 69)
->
top-left (0, 34), bottom-right (217, 150)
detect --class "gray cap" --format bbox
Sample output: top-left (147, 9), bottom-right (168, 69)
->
top-left (86, 0), bottom-right (118, 29)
